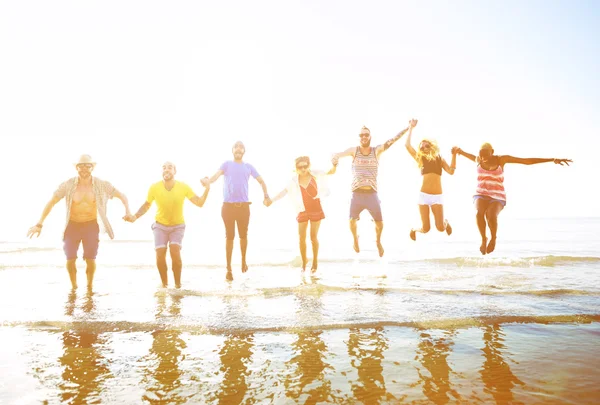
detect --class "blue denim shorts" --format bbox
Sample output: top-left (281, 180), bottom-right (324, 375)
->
top-left (350, 190), bottom-right (382, 221)
top-left (152, 222), bottom-right (186, 250)
top-left (63, 220), bottom-right (100, 260)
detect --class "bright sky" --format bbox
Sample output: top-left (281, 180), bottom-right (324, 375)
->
top-left (0, 1), bottom-right (598, 243)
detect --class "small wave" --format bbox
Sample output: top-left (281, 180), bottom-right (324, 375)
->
top-left (5, 314), bottom-right (600, 334)
top-left (1, 255), bottom-right (598, 270)
top-left (423, 255), bottom-right (600, 268)
top-left (0, 247), bottom-right (60, 254)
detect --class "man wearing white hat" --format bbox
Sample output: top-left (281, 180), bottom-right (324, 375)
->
top-left (27, 154), bottom-right (132, 290)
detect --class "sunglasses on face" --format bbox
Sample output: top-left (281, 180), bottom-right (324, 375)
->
top-left (359, 134), bottom-right (370, 138)
top-left (296, 165), bottom-right (309, 170)
top-left (77, 164), bottom-right (93, 169)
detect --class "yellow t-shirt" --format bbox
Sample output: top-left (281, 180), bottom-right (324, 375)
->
top-left (146, 181), bottom-right (195, 226)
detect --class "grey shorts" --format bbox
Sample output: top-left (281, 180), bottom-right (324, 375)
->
top-left (152, 222), bottom-right (186, 250)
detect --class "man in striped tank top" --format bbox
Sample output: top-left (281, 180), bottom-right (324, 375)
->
top-left (333, 120), bottom-right (417, 256)
top-left (453, 143), bottom-right (572, 255)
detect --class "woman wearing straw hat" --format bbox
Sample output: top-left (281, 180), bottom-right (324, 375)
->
top-left (452, 143), bottom-right (572, 255)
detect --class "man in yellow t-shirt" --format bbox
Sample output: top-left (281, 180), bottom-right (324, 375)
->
top-left (126, 161), bottom-right (210, 288)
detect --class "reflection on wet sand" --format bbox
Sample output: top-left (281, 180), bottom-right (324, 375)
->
top-left (214, 333), bottom-right (254, 405)
top-left (414, 330), bottom-right (461, 404)
top-left (347, 327), bottom-right (395, 404)
top-left (480, 324), bottom-right (524, 404)
top-left (58, 330), bottom-right (111, 404)
top-left (142, 294), bottom-right (190, 404)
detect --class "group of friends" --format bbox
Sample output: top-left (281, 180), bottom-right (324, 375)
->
top-left (27, 119), bottom-right (572, 290)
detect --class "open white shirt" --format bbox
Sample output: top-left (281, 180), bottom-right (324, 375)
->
top-left (285, 170), bottom-right (330, 214)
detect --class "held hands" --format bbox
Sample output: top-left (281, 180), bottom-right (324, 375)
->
top-left (331, 155), bottom-right (339, 166)
top-left (451, 146), bottom-right (462, 155)
top-left (200, 177), bottom-right (210, 187)
top-left (123, 214), bottom-right (136, 223)
top-left (27, 224), bottom-right (42, 238)
top-left (553, 158), bottom-right (572, 166)
top-left (263, 196), bottom-right (272, 207)
top-left (409, 118), bottom-right (418, 128)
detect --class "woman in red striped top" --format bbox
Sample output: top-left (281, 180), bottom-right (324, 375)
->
top-left (453, 143), bottom-right (572, 255)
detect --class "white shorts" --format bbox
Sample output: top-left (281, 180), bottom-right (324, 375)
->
top-left (418, 192), bottom-right (443, 206)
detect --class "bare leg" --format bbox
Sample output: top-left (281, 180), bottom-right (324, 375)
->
top-left (485, 202), bottom-right (504, 254)
top-left (84, 259), bottom-right (96, 290)
top-left (66, 259), bottom-right (77, 289)
top-left (350, 219), bottom-right (359, 253)
top-left (240, 238), bottom-right (248, 273)
top-left (431, 204), bottom-right (451, 235)
top-left (225, 239), bottom-right (234, 272)
top-left (410, 205), bottom-right (431, 241)
top-left (225, 239), bottom-right (234, 281)
top-left (169, 245), bottom-right (182, 288)
top-left (475, 198), bottom-right (491, 255)
top-left (155, 247), bottom-right (169, 287)
top-left (310, 220), bottom-right (321, 272)
top-left (375, 221), bottom-right (384, 257)
top-left (298, 221), bottom-right (309, 271)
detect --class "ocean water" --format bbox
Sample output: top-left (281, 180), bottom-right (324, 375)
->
top-left (1, 217), bottom-right (599, 404)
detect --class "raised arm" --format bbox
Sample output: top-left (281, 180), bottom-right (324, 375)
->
top-left (452, 147), bottom-right (477, 163)
top-left (326, 156), bottom-right (339, 175)
top-left (189, 181), bottom-right (210, 208)
top-left (442, 152), bottom-right (457, 175)
top-left (499, 156), bottom-right (572, 166)
top-left (377, 119), bottom-right (416, 157)
top-left (404, 123), bottom-right (418, 162)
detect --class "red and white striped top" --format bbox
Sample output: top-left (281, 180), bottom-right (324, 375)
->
top-left (475, 164), bottom-right (506, 202)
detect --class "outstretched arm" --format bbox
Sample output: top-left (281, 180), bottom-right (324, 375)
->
top-left (452, 147), bottom-right (477, 163)
top-left (499, 156), bottom-right (572, 166)
top-left (271, 188), bottom-right (288, 204)
top-left (332, 146), bottom-right (356, 160)
top-left (130, 202), bottom-right (151, 222)
top-left (189, 183), bottom-right (210, 208)
top-left (27, 194), bottom-right (62, 238)
top-left (202, 170), bottom-right (224, 186)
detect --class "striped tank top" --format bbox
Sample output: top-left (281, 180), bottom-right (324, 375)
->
top-left (475, 164), bottom-right (506, 202)
top-left (351, 147), bottom-right (378, 191)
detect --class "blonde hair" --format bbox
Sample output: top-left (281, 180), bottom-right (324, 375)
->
top-left (416, 138), bottom-right (440, 168)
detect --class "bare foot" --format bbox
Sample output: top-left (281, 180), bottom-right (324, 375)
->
top-left (480, 238), bottom-right (487, 255)
top-left (377, 242), bottom-right (384, 257)
top-left (241, 263), bottom-right (248, 273)
top-left (311, 262), bottom-right (318, 273)
top-left (353, 236), bottom-right (360, 253)
top-left (486, 238), bottom-right (497, 254)
top-left (410, 229), bottom-right (416, 241)
top-left (445, 222), bottom-right (453, 236)
top-left (175, 284), bottom-right (181, 289)
top-left (301, 260), bottom-right (307, 272)
top-left (226, 270), bottom-right (234, 281)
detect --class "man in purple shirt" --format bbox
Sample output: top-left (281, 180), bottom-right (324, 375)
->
top-left (203, 141), bottom-right (271, 281)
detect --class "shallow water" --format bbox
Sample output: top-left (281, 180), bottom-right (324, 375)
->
top-left (1, 217), bottom-right (599, 404)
